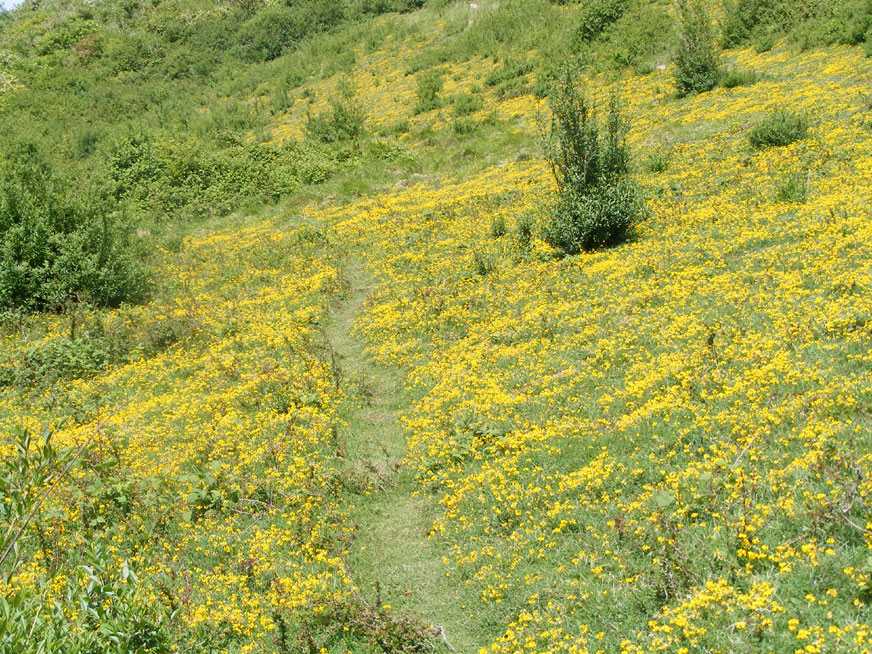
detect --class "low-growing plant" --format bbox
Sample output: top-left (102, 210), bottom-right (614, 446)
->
top-left (452, 118), bottom-right (479, 135)
top-left (748, 108), bottom-right (808, 149)
top-left (775, 169), bottom-right (808, 202)
top-left (473, 250), bottom-right (494, 276)
top-left (720, 67), bottom-right (759, 88)
top-left (515, 213), bottom-right (535, 246)
top-left (306, 98), bottom-right (367, 143)
top-left (452, 92), bottom-right (484, 116)
top-left (413, 68), bottom-right (443, 114)
top-left (541, 65), bottom-right (643, 253)
top-left (673, 0), bottom-right (722, 97)
top-left (483, 59), bottom-right (534, 87)
top-left (643, 147), bottom-right (672, 172)
top-left (490, 215), bottom-right (507, 238)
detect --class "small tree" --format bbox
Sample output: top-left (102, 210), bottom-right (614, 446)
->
top-left (542, 65), bottom-right (643, 253)
top-left (673, 0), bottom-right (721, 97)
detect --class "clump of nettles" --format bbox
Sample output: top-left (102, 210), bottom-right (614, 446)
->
top-left (673, 0), bottom-right (722, 96)
top-left (542, 65), bottom-right (643, 254)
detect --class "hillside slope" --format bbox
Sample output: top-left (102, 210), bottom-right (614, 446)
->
top-left (1, 1), bottom-right (871, 653)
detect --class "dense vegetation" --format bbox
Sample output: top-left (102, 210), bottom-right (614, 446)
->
top-left (1, 0), bottom-right (871, 652)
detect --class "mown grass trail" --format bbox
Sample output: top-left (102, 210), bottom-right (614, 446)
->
top-left (324, 254), bottom-right (477, 653)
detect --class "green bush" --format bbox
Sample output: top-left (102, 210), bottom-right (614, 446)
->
top-left (413, 68), bottom-right (443, 114)
top-left (720, 67), bottom-right (759, 88)
top-left (0, 143), bottom-right (149, 312)
top-left (673, 0), bottom-right (721, 97)
top-left (573, 0), bottom-right (629, 45)
top-left (306, 98), bottom-right (367, 142)
top-left (748, 108), bottom-right (808, 149)
top-left (452, 92), bottom-right (483, 116)
top-left (541, 66), bottom-right (643, 253)
top-left (721, 0), bottom-right (872, 49)
top-left (544, 178), bottom-right (642, 252)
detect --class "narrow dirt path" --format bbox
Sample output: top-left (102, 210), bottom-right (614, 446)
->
top-left (324, 255), bottom-right (476, 653)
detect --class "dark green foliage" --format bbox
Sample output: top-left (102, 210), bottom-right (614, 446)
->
top-left (306, 98), bottom-right (367, 142)
top-left (720, 0), bottom-right (872, 50)
top-left (235, 4), bottom-right (345, 63)
top-left (755, 33), bottom-right (776, 52)
top-left (748, 109), bottom-right (809, 149)
top-left (490, 215), bottom-right (507, 238)
top-left (542, 66), bottom-right (643, 253)
top-left (0, 143), bottom-right (149, 312)
top-left (673, 0), bottom-right (721, 97)
top-left (452, 92), bottom-right (484, 116)
top-left (545, 178), bottom-right (642, 252)
top-left (414, 68), bottom-right (443, 114)
top-left (720, 67), bottom-right (759, 88)
top-left (574, 0), bottom-right (629, 45)
top-left (483, 60), bottom-right (534, 87)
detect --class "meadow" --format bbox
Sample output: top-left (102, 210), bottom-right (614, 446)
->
top-left (0, 0), bottom-right (871, 652)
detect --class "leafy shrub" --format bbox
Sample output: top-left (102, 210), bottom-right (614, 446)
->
top-left (234, 3), bottom-right (345, 63)
top-left (0, 143), bottom-right (149, 312)
top-left (721, 0), bottom-right (872, 49)
top-left (755, 32), bottom-right (776, 52)
top-left (452, 92), bottom-right (483, 116)
top-left (541, 66), bottom-right (643, 253)
top-left (748, 108), bottom-right (808, 149)
top-left (0, 430), bottom-right (174, 653)
top-left (306, 98), bottom-right (367, 143)
top-left (545, 179), bottom-right (642, 252)
top-left (574, 0), bottom-right (629, 45)
top-left (720, 68), bottom-right (759, 88)
top-left (673, 0), bottom-right (721, 97)
top-left (413, 68), bottom-right (443, 114)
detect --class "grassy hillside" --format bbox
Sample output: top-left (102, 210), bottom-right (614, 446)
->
top-left (1, 1), bottom-right (871, 653)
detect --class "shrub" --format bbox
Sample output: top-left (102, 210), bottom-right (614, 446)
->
top-left (541, 65), bottom-right (643, 253)
top-left (544, 179), bottom-right (642, 252)
top-left (720, 68), bottom-right (759, 88)
top-left (673, 0), bottom-right (721, 97)
top-left (574, 0), bottom-right (630, 45)
top-left (748, 108), bottom-right (808, 149)
top-left (452, 92), bottom-right (483, 116)
top-left (0, 143), bottom-right (149, 312)
top-left (413, 69), bottom-right (443, 114)
top-left (306, 98), bottom-right (367, 143)
top-left (755, 32), bottom-right (776, 52)
top-left (720, 0), bottom-right (872, 49)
